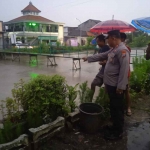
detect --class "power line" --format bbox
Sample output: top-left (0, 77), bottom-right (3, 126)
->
top-left (42, 0), bottom-right (85, 13)
top-left (42, 0), bottom-right (96, 24)
top-left (53, 0), bottom-right (95, 8)
top-left (54, 0), bottom-right (80, 8)
top-left (68, 0), bottom-right (95, 8)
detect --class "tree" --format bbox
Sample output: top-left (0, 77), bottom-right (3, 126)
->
top-left (87, 37), bottom-right (94, 46)
top-left (128, 31), bottom-right (150, 47)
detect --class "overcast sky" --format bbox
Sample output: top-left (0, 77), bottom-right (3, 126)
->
top-left (0, 0), bottom-right (149, 26)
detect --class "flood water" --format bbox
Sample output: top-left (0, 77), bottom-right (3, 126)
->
top-left (0, 49), bottom-right (145, 100)
top-left (0, 49), bottom-right (149, 150)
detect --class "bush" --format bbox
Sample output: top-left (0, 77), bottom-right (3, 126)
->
top-left (130, 57), bottom-right (150, 94)
top-left (5, 44), bottom-right (94, 54)
top-left (129, 33), bottom-right (150, 48)
top-left (79, 81), bottom-right (93, 103)
top-left (95, 88), bottom-right (110, 119)
top-left (56, 41), bottom-right (61, 47)
top-left (13, 75), bottom-right (72, 120)
top-left (66, 84), bottom-right (78, 112)
top-left (0, 74), bottom-right (78, 144)
top-left (87, 37), bottom-right (94, 46)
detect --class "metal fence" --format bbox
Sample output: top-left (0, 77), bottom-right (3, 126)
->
top-left (0, 45), bottom-right (146, 59)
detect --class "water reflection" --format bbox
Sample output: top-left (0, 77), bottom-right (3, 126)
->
top-left (29, 59), bottom-right (38, 67)
top-left (72, 69), bottom-right (81, 78)
top-left (127, 121), bottom-right (150, 150)
top-left (30, 72), bottom-right (39, 79)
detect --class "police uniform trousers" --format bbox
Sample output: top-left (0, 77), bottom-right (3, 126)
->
top-left (105, 84), bottom-right (124, 133)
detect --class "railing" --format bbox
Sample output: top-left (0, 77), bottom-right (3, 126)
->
top-left (0, 45), bottom-right (146, 58)
top-left (131, 49), bottom-right (145, 56)
top-left (6, 29), bottom-right (58, 33)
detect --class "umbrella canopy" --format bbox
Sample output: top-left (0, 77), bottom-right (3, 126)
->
top-left (90, 19), bottom-right (136, 33)
top-left (131, 17), bottom-right (150, 33)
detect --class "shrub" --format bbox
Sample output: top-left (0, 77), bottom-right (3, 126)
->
top-left (130, 57), bottom-right (150, 94)
top-left (14, 75), bottom-right (70, 120)
top-left (56, 41), bottom-right (61, 47)
top-left (0, 74), bottom-right (78, 144)
top-left (95, 88), bottom-right (110, 119)
top-left (66, 84), bottom-right (78, 112)
top-left (79, 81), bottom-right (93, 103)
top-left (143, 74), bottom-right (150, 95)
top-left (128, 32), bottom-right (150, 48)
top-left (87, 37), bottom-right (94, 46)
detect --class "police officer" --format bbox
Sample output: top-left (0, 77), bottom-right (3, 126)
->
top-left (82, 30), bottom-right (130, 140)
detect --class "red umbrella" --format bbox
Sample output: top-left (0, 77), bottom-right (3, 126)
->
top-left (90, 19), bottom-right (136, 33)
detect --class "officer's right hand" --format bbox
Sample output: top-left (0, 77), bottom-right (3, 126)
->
top-left (116, 89), bottom-right (123, 94)
top-left (82, 57), bottom-right (87, 62)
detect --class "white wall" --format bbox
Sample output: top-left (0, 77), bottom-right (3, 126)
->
top-left (77, 36), bottom-right (87, 45)
top-left (0, 22), bottom-right (3, 48)
top-left (0, 22), bottom-right (2, 32)
top-left (58, 25), bottom-right (64, 44)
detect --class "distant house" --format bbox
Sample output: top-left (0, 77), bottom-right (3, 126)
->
top-left (78, 19), bottom-right (101, 32)
top-left (4, 2), bottom-right (64, 47)
top-left (64, 19), bottom-right (101, 46)
top-left (0, 21), bottom-right (4, 49)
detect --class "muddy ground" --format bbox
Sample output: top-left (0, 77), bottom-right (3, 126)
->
top-left (42, 96), bottom-right (150, 150)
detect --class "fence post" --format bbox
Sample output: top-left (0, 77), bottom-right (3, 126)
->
top-left (87, 49), bottom-right (88, 56)
top-left (69, 49), bottom-right (70, 57)
top-left (40, 45), bottom-right (41, 54)
top-left (49, 46), bottom-right (52, 55)
top-left (62, 48), bottom-right (64, 57)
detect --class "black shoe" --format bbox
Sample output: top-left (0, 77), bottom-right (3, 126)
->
top-left (104, 130), bottom-right (123, 140)
top-left (103, 125), bottom-right (115, 132)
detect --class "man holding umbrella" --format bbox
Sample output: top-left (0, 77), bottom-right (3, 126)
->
top-left (82, 30), bottom-right (130, 140)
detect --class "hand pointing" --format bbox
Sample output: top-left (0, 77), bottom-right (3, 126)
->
top-left (82, 57), bottom-right (87, 62)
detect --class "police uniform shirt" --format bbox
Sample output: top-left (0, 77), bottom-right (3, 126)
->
top-left (97, 45), bottom-right (110, 78)
top-left (87, 42), bottom-right (130, 90)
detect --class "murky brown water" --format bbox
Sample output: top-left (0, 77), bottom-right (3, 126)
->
top-left (1, 49), bottom-right (144, 99)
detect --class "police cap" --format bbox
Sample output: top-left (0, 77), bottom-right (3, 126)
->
top-left (120, 32), bottom-right (127, 39)
top-left (106, 30), bottom-right (120, 39)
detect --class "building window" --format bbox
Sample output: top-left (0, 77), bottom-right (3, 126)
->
top-left (55, 26), bottom-right (58, 32)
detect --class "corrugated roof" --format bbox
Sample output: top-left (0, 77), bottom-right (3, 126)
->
top-left (80, 19), bottom-right (101, 26)
top-left (21, 2), bottom-right (41, 13)
top-left (67, 27), bottom-right (88, 37)
top-left (7, 15), bottom-right (54, 23)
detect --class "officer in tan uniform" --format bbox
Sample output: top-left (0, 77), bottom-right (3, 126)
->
top-left (82, 30), bottom-right (130, 140)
